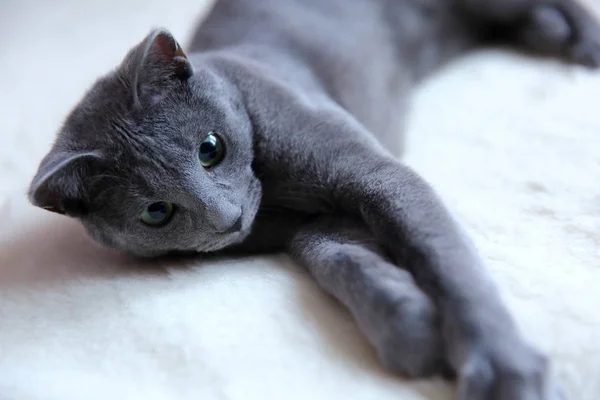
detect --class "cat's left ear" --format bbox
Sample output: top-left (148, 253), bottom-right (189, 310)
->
top-left (125, 28), bottom-right (194, 106)
top-left (141, 28), bottom-right (194, 81)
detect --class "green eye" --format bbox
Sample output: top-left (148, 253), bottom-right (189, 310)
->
top-left (141, 201), bottom-right (174, 226)
top-left (199, 133), bottom-right (225, 167)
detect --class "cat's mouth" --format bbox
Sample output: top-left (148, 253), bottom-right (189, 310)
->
top-left (192, 224), bottom-right (245, 253)
top-left (196, 230), bottom-right (247, 253)
top-left (196, 206), bottom-right (256, 253)
top-left (193, 184), bottom-right (260, 254)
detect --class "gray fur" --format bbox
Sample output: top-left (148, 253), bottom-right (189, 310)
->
top-left (28, 0), bottom-right (600, 398)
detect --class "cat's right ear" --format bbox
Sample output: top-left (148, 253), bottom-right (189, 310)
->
top-left (28, 150), bottom-right (102, 217)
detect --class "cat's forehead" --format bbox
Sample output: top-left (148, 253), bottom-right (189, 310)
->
top-left (71, 70), bottom-right (230, 127)
top-left (59, 75), bottom-right (131, 143)
top-left (62, 78), bottom-right (166, 146)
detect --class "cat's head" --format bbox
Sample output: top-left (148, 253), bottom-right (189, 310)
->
top-left (28, 29), bottom-right (261, 257)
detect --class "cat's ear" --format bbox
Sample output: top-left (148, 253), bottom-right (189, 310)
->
top-left (147, 29), bottom-right (193, 80)
top-left (125, 29), bottom-right (193, 104)
top-left (140, 28), bottom-right (193, 80)
top-left (28, 150), bottom-right (102, 217)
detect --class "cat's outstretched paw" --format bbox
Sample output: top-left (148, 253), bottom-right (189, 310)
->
top-left (368, 295), bottom-right (449, 379)
top-left (520, 1), bottom-right (600, 67)
top-left (457, 338), bottom-right (563, 400)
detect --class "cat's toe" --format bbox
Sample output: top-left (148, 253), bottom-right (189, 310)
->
top-left (372, 299), bottom-right (447, 378)
top-left (519, 1), bottom-right (600, 68)
top-left (568, 30), bottom-right (600, 68)
top-left (547, 0), bottom-right (600, 68)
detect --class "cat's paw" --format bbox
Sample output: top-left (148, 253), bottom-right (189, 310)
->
top-left (368, 296), bottom-right (449, 378)
top-left (457, 337), bottom-right (563, 400)
top-left (520, 1), bottom-right (600, 67)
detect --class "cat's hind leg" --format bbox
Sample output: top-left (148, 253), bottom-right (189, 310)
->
top-left (459, 0), bottom-right (600, 66)
top-left (288, 215), bottom-right (450, 378)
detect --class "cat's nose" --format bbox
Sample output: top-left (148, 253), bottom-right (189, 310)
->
top-left (211, 206), bottom-right (242, 234)
top-left (221, 214), bottom-right (243, 234)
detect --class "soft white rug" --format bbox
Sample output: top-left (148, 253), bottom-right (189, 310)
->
top-left (1, 1), bottom-right (599, 399)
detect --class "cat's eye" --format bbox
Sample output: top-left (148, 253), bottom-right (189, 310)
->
top-left (199, 132), bottom-right (225, 168)
top-left (141, 201), bottom-right (174, 226)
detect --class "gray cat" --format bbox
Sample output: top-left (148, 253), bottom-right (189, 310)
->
top-left (28, 0), bottom-right (600, 398)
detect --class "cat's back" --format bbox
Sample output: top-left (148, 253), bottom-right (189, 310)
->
top-left (189, 0), bottom-right (456, 151)
top-left (190, 0), bottom-right (455, 81)
top-left (191, 0), bottom-right (391, 55)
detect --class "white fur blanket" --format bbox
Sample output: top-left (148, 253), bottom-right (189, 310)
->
top-left (1, 1), bottom-right (599, 399)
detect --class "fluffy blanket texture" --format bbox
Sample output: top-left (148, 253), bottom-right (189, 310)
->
top-left (1, 1), bottom-right (599, 399)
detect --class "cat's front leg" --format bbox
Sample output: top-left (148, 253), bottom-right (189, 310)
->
top-left (249, 76), bottom-right (561, 397)
top-left (287, 215), bottom-right (448, 378)
top-left (329, 151), bottom-right (561, 399)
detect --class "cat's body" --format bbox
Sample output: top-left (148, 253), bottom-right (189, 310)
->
top-left (28, 0), bottom-right (600, 399)
top-left (190, 0), bottom-right (465, 156)
top-left (183, 0), bottom-right (474, 255)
